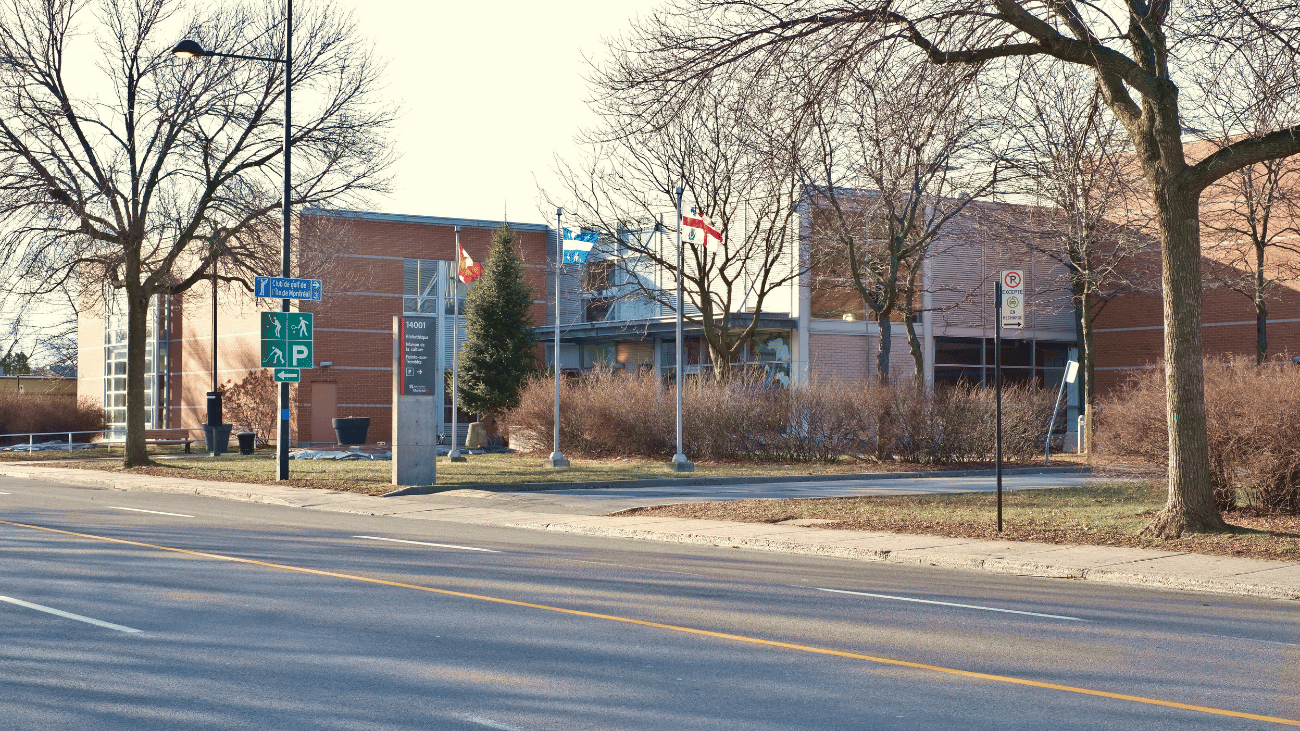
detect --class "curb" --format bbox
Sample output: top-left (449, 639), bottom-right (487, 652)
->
top-left (497, 522), bottom-right (1300, 602)
top-left (382, 464), bottom-right (1091, 496)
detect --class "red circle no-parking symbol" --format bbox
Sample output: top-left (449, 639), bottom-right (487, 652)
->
top-left (1003, 270), bottom-right (1022, 289)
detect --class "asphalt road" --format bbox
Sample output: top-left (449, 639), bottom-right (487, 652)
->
top-left (2, 474), bottom-right (1297, 730)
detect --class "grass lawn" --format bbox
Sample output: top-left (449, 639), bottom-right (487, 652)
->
top-left (7, 449), bottom-right (1081, 496)
top-left (613, 480), bottom-right (1300, 563)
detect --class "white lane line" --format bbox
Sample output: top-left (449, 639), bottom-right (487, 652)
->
top-left (110, 507), bottom-right (194, 518)
top-left (0, 492), bottom-right (10, 494)
top-left (0, 595), bottom-right (141, 633)
top-left (354, 535), bottom-right (501, 553)
top-left (457, 715), bottom-right (532, 731)
top-left (816, 587), bottom-right (1087, 621)
top-left (1193, 631), bottom-right (1299, 648)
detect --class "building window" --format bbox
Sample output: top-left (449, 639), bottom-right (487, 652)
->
top-left (585, 259), bottom-right (614, 292)
top-left (584, 297), bottom-right (612, 322)
top-left (933, 336), bottom-right (1075, 389)
top-left (102, 291), bottom-right (157, 432)
top-left (402, 258), bottom-right (441, 314)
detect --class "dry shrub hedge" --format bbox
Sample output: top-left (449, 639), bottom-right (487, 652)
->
top-left (0, 393), bottom-right (106, 445)
top-left (1096, 357), bottom-right (1300, 514)
top-left (506, 369), bottom-right (1054, 464)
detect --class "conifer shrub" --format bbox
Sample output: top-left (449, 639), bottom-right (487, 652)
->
top-left (1098, 357), bottom-right (1300, 514)
top-left (457, 224), bottom-right (539, 417)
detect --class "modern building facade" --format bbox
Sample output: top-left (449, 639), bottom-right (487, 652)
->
top-left (76, 200), bottom-right (1084, 446)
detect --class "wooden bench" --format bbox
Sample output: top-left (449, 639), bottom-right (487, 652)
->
top-left (143, 429), bottom-right (200, 453)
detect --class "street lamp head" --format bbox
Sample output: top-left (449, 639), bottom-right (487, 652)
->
top-left (170, 39), bottom-right (211, 58)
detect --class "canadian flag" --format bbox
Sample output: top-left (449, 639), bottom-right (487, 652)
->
top-left (681, 208), bottom-right (722, 246)
top-left (457, 241), bottom-right (481, 284)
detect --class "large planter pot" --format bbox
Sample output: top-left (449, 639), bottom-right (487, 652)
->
top-left (202, 423), bottom-right (233, 455)
top-left (332, 417), bottom-right (370, 446)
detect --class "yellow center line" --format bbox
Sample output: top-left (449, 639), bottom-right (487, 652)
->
top-left (4, 518), bottom-right (1296, 727)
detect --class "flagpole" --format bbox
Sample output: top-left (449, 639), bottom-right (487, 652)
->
top-left (447, 226), bottom-right (465, 462)
top-left (546, 207), bottom-right (570, 468)
top-left (669, 186), bottom-right (694, 472)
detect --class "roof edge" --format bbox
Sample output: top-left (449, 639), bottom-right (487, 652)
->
top-left (307, 207), bottom-right (550, 232)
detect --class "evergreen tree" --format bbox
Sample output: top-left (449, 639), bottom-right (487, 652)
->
top-left (457, 225), bottom-right (539, 416)
top-left (0, 349), bottom-right (31, 376)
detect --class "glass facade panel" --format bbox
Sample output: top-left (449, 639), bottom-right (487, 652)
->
top-left (102, 293), bottom-right (158, 431)
top-left (934, 337), bottom-right (1076, 389)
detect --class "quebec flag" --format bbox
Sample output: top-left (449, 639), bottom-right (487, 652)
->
top-left (562, 227), bottom-right (599, 264)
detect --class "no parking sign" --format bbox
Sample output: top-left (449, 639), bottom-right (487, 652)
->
top-left (1000, 269), bottom-right (1024, 329)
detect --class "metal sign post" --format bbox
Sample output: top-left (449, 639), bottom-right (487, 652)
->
top-left (995, 278), bottom-right (1003, 533)
top-left (994, 269), bottom-right (1024, 533)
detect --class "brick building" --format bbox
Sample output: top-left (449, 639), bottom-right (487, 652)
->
top-left (76, 200), bottom-right (1085, 447)
top-left (77, 210), bottom-right (552, 445)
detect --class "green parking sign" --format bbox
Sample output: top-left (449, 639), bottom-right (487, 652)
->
top-left (261, 311), bottom-right (314, 369)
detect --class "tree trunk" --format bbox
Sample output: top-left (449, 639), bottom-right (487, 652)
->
top-left (123, 284), bottom-right (150, 467)
top-left (904, 315), bottom-right (923, 384)
top-left (1077, 283), bottom-right (1095, 457)
top-left (1255, 245), bottom-right (1267, 365)
top-left (877, 313), bottom-right (892, 383)
top-left (1140, 186), bottom-right (1228, 537)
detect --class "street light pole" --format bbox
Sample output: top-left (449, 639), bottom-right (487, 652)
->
top-left (546, 207), bottom-right (569, 468)
top-left (173, 0), bottom-right (293, 479)
top-left (669, 186), bottom-right (693, 473)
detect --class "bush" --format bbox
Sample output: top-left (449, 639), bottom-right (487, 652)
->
top-left (0, 393), bottom-right (105, 445)
top-left (504, 370), bottom-right (1054, 465)
top-left (1096, 357), bottom-right (1300, 514)
top-left (220, 370), bottom-right (278, 446)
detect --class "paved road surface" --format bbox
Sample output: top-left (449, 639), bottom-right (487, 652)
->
top-left (2, 474), bottom-right (1297, 730)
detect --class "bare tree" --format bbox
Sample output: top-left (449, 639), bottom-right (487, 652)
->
top-left (598, 0), bottom-right (1300, 536)
top-left (802, 47), bottom-right (997, 382)
top-left (0, 0), bottom-right (393, 466)
top-left (1191, 43), bottom-right (1300, 365)
top-left (552, 78), bottom-right (806, 381)
top-left (996, 60), bottom-right (1152, 448)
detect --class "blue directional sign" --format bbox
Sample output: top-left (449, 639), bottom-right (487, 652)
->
top-left (255, 276), bottom-right (322, 301)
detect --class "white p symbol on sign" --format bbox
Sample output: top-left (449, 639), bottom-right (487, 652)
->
top-left (291, 345), bottom-right (309, 367)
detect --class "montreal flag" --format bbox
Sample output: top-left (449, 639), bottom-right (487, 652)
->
top-left (681, 209), bottom-right (722, 246)
top-left (562, 227), bottom-right (599, 264)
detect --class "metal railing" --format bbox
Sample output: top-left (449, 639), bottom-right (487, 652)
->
top-left (0, 430), bottom-right (112, 454)
top-left (0, 428), bottom-right (201, 454)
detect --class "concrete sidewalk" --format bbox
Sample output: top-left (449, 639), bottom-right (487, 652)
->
top-left (3, 464), bottom-right (1297, 601)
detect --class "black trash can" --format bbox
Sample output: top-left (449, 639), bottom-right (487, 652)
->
top-left (202, 423), bottom-right (233, 455)
top-left (236, 432), bottom-right (256, 455)
top-left (332, 417), bottom-right (370, 446)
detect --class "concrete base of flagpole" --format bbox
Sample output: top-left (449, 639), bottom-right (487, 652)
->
top-left (666, 454), bottom-right (694, 472)
top-left (444, 449), bottom-right (467, 463)
top-left (544, 451), bottom-right (570, 468)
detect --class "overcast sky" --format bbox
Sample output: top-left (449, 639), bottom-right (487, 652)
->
top-left (347, 0), bottom-right (661, 224)
top-left (3, 0), bottom-right (662, 362)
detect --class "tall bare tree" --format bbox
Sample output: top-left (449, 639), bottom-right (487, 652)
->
top-left (996, 60), bottom-right (1152, 446)
top-left (0, 0), bottom-right (393, 466)
top-left (1191, 43), bottom-right (1300, 365)
top-left (802, 47), bottom-right (997, 381)
top-left (552, 78), bottom-right (806, 381)
top-left (599, 0), bottom-right (1300, 536)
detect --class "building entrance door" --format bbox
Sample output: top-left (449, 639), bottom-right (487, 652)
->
top-left (311, 382), bottom-right (337, 444)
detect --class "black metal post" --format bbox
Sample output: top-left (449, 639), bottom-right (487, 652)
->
top-left (276, 0), bottom-right (293, 481)
top-left (995, 278), bottom-right (1003, 532)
